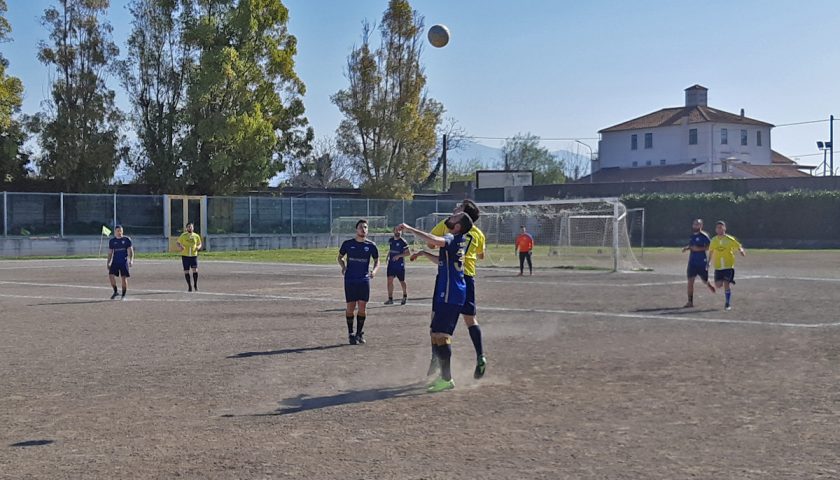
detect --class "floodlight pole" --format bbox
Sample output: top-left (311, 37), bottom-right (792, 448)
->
top-left (830, 115), bottom-right (834, 176)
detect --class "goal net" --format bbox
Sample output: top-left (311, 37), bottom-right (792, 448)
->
top-left (413, 199), bottom-right (647, 272)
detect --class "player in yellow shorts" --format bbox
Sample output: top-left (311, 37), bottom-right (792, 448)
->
top-left (177, 223), bottom-right (203, 292)
top-left (428, 199), bottom-right (487, 379)
top-left (708, 220), bottom-right (745, 311)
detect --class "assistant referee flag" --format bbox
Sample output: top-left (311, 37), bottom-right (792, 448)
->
top-left (101, 225), bottom-right (112, 236)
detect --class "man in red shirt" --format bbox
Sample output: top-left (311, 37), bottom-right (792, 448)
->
top-left (515, 225), bottom-right (534, 276)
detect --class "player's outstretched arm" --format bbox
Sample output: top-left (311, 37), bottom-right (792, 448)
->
top-left (397, 224), bottom-right (445, 247)
top-left (411, 250), bottom-right (439, 264)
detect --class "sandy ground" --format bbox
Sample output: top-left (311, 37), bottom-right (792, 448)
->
top-left (1, 250), bottom-right (840, 479)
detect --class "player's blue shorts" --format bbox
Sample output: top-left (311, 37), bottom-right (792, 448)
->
top-left (181, 256), bottom-right (198, 270)
top-left (109, 263), bottom-right (130, 277)
top-left (461, 275), bottom-right (476, 316)
top-left (714, 268), bottom-right (736, 284)
top-left (386, 265), bottom-right (405, 282)
top-left (431, 302), bottom-right (462, 335)
top-left (687, 262), bottom-right (709, 282)
top-left (344, 279), bottom-right (370, 303)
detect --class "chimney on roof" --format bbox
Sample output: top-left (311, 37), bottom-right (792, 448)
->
top-left (740, 108), bottom-right (745, 117)
top-left (685, 85), bottom-right (708, 107)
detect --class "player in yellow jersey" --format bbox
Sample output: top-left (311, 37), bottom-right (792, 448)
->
top-left (428, 199), bottom-right (487, 378)
top-left (708, 220), bottom-right (745, 311)
top-left (177, 223), bottom-right (203, 292)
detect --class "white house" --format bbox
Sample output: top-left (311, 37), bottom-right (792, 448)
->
top-left (594, 85), bottom-right (789, 177)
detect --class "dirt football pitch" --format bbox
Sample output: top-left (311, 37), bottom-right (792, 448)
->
top-left (1, 250), bottom-right (840, 479)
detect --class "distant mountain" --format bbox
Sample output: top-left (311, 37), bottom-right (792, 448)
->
top-left (447, 139), bottom-right (591, 176)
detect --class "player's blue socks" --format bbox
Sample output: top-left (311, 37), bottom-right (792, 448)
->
top-left (346, 315), bottom-right (354, 334)
top-left (356, 315), bottom-right (366, 335)
top-left (184, 273), bottom-right (191, 288)
top-left (434, 344), bottom-right (452, 381)
top-left (192, 272), bottom-right (198, 289)
top-left (725, 289), bottom-right (731, 306)
top-left (468, 325), bottom-right (484, 357)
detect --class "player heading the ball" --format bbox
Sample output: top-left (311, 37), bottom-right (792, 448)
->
top-left (400, 212), bottom-right (474, 393)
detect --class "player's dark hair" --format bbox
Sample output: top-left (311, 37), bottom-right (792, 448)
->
top-left (457, 213), bottom-right (474, 235)
top-left (115, 225), bottom-right (123, 230)
top-left (461, 199), bottom-right (480, 221)
top-left (355, 219), bottom-right (368, 229)
top-left (716, 220), bottom-right (726, 227)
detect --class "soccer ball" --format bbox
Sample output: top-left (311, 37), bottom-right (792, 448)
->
top-left (427, 24), bottom-right (450, 48)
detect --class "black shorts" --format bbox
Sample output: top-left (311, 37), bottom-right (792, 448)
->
top-left (181, 256), bottom-right (198, 270)
top-left (714, 269), bottom-right (736, 284)
top-left (461, 275), bottom-right (476, 316)
top-left (387, 265), bottom-right (405, 282)
top-left (344, 280), bottom-right (370, 303)
top-left (431, 303), bottom-right (462, 336)
top-left (109, 263), bottom-right (130, 277)
top-left (687, 263), bottom-right (709, 282)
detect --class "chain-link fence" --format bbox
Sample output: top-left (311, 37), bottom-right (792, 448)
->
top-left (0, 192), bottom-right (459, 237)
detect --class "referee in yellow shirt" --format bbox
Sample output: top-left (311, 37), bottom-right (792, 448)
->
top-left (177, 223), bottom-right (203, 292)
top-left (708, 220), bottom-right (745, 311)
top-left (429, 200), bottom-right (488, 379)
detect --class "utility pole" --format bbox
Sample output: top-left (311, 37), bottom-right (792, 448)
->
top-left (441, 134), bottom-right (448, 191)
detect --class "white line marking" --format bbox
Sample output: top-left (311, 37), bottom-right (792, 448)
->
top-left (2, 280), bottom-right (836, 329)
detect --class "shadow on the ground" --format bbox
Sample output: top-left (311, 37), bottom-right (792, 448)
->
top-left (10, 440), bottom-right (54, 447)
top-left (234, 383), bottom-right (427, 417)
top-left (227, 343), bottom-right (346, 359)
top-left (634, 307), bottom-right (718, 315)
top-left (34, 300), bottom-right (111, 306)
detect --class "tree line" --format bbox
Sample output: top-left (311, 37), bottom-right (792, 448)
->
top-left (0, 0), bottom-right (571, 197)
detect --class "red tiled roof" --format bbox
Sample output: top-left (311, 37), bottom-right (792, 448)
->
top-left (574, 164), bottom-right (700, 183)
top-left (599, 106), bottom-right (773, 133)
top-left (771, 150), bottom-right (795, 165)
top-left (728, 163), bottom-right (811, 178)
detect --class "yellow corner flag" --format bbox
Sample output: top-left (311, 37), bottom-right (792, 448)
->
top-left (101, 225), bottom-right (112, 236)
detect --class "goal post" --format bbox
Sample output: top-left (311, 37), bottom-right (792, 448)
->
top-left (470, 198), bottom-right (647, 272)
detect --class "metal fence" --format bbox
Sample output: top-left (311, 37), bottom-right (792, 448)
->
top-left (0, 192), bottom-right (458, 237)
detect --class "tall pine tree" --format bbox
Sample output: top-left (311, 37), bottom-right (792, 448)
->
top-left (180, 0), bottom-right (312, 195)
top-left (332, 0), bottom-right (443, 199)
top-left (120, 0), bottom-right (194, 193)
top-left (30, 0), bottom-right (125, 192)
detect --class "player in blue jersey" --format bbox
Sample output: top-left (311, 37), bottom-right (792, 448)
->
top-left (681, 218), bottom-right (716, 308)
top-left (399, 212), bottom-right (474, 393)
top-left (384, 227), bottom-right (411, 305)
top-left (107, 225), bottom-right (134, 300)
top-left (337, 219), bottom-right (380, 345)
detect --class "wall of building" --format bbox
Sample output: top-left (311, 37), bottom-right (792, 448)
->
top-left (598, 123), bottom-right (772, 172)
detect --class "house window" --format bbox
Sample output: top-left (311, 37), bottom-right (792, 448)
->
top-left (741, 129), bottom-right (748, 146)
top-left (757, 131), bottom-right (762, 146)
top-left (660, 159), bottom-right (667, 165)
top-left (631, 134), bottom-right (638, 150)
top-left (632, 161), bottom-right (638, 167)
top-left (721, 128), bottom-right (728, 145)
top-left (646, 160), bottom-right (652, 166)
top-left (689, 128), bottom-right (697, 145)
top-left (644, 133), bottom-right (653, 149)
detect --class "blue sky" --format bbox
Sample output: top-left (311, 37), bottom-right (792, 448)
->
top-left (5, 0), bottom-right (840, 167)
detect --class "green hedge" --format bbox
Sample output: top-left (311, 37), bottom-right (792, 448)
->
top-left (622, 190), bottom-right (840, 242)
